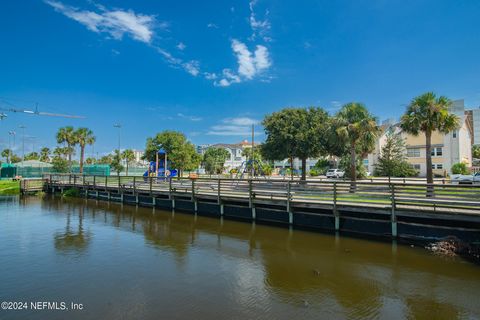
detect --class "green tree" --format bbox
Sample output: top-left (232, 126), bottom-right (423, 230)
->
top-left (85, 157), bottom-right (96, 165)
top-left (375, 131), bottom-right (417, 177)
top-left (1, 149), bottom-right (11, 163)
top-left (121, 149), bottom-right (135, 175)
top-left (11, 154), bottom-right (21, 163)
top-left (451, 162), bottom-right (470, 175)
top-left (97, 155), bottom-right (113, 165)
top-left (339, 154), bottom-right (368, 179)
top-left (262, 107), bottom-right (330, 180)
top-left (332, 103), bottom-right (380, 183)
top-left (203, 147), bottom-right (230, 174)
top-left (400, 92), bottom-right (460, 184)
top-left (111, 150), bottom-right (124, 176)
top-left (473, 145), bottom-right (480, 159)
top-left (144, 131), bottom-right (201, 177)
top-left (75, 128), bottom-right (96, 174)
top-left (52, 156), bottom-right (69, 173)
top-left (40, 147), bottom-right (51, 162)
top-left (56, 126), bottom-right (77, 168)
top-left (24, 152), bottom-right (39, 160)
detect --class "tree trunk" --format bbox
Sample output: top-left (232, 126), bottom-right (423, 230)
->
top-left (67, 143), bottom-right (72, 170)
top-left (126, 163), bottom-right (129, 176)
top-left (289, 156), bottom-right (294, 180)
top-left (425, 130), bottom-right (434, 197)
top-left (350, 143), bottom-right (357, 193)
top-left (301, 157), bottom-right (307, 181)
top-left (79, 145), bottom-right (85, 174)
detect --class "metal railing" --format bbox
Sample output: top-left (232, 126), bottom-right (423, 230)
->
top-left (44, 174), bottom-right (480, 215)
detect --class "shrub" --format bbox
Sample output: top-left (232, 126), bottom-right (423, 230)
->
top-left (451, 162), bottom-right (470, 175)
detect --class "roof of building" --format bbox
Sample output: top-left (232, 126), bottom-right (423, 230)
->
top-left (14, 160), bottom-right (53, 168)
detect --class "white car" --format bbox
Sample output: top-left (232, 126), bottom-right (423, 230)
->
top-left (451, 172), bottom-right (480, 184)
top-left (326, 169), bottom-right (345, 178)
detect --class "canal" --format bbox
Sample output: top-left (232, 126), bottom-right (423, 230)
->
top-left (1, 195), bottom-right (479, 319)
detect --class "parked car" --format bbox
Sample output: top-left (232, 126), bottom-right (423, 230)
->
top-left (326, 169), bottom-right (345, 178)
top-left (451, 172), bottom-right (480, 184)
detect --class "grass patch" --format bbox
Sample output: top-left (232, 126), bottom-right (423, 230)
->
top-left (0, 180), bottom-right (20, 195)
top-left (62, 187), bottom-right (81, 197)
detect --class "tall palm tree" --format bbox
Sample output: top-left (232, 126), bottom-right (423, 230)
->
top-left (121, 149), bottom-right (135, 175)
top-left (400, 92), bottom-right (460, 184)
top-left (56, 126), bottom-right (77, 168)
top-left (75, 128), bottom-right (96, 174)
top-left (40, 147), bottom-right (51, 162)
top-left (334, 103), bottom-right (380, 184)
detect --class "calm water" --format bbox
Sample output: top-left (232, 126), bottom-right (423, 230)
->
top-left (0, 195), bottom-right (479, 320)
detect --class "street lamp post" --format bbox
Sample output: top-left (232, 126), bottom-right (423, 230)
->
top-left (113, 124), bottom-right (121, 152)
top-left (8, 131), bottom-right (16, 164)
top-left (19, 125), bottom-right (26, 162)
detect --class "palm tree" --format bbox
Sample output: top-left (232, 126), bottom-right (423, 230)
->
top-left (40, 147), bottom-right (51, 162)
top-left (400, 92), bottom-right (460, 184)
top-left (56, 126), bottom-right (77, 168)
top-left (75, 128), bottom-right (96, 174)
top-left (334, 103), bottom-right (380, 185)
top-left (122, 149), bottom-right (135, 175)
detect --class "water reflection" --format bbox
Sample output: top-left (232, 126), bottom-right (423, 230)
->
top-left (5, 195), bottom-right (480, 319)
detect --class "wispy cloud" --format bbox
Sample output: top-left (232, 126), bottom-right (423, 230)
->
top-left (207, 23), bottom-right (219, 29)
top-left (207, 117), bottom-right (261, 136)
top-left (248, 0), bottom-right (271, 42)
top-left (45, 0), bottom-right (159, 43)
top-left (182, 60), bottom-right (200, 76)
top-left (177, 113), bottom-right (202, 121)
top-left (176, 42), bottom-right (186, 50)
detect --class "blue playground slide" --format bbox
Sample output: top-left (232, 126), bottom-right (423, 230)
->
top-left (143, 161), bottom-right (177, 178)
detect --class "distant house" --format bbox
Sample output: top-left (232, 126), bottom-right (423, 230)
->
top-left (197, 140), bottom-right (256, 172)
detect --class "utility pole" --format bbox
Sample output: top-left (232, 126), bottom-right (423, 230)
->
top-left (251, 124), bottom-right (255, 178)
top-left (19, 125), bottom-right (26, 162)
top-left (113, 123), bottom-right (121, 152)
top-left (8, 131), bottom-right (16, 164)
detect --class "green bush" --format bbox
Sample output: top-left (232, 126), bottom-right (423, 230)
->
top-left (451, 162), bottom-right (470, 175)
top-left (309, 169), bottom-right (319, 176)
top-left (62, 187), bottom-right (81, 197)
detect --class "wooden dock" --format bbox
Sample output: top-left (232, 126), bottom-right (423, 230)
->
top-left (43, 174), bottom-right (480, 241)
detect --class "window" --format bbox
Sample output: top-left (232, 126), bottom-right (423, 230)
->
top-left (407, 148), bottom-right (420, 157)
top-left (431, 147), bottom-right (443, 157)
top-left (453, 131), bottom-right (457, 138)
top-left (411, 164), bottom-right (421, 171)
top-left (431, 164), bottom-right (444, 170)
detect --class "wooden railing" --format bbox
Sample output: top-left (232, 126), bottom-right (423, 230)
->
top-left (44, 174), bottom-right (480, 215)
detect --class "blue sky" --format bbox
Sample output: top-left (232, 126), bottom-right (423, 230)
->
top-left (1, 0), bottom-right (479, 158)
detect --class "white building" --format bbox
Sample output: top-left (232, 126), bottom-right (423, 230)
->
top-left (197, 140), bottom-right (255, 172)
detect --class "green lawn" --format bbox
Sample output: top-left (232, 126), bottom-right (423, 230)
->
top-left (0, 180), bottom-right (20, 195)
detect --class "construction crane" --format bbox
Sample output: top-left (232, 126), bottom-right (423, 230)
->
top-left (0, 99), bottom-right (85, 120)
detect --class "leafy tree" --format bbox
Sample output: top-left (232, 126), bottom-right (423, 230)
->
top-left (85, 157), bottom-right (96, 165)
top-left (110, 150), bottom-right (124, 176)
top-left (11, 154), bottom-right (21, 163)
top-left (400, 92), bottom-right (460, 184)
top-left (97, 155), bottom-right (113, 165)
top-left (339, 154), bottom-right (368, 179)
top-left (52, 156), bottom-right (69, 173)
top-left (121, 149), bottom-right (135, 175)
top-left (203, 147), bottom-right (230, 174)
top-left (331, 103), bottom-right (380, 184)
top-left (56, 126), bottom-right (77, 167)
top-left (451, 162), bottom-right (470, 175)
top-left (1, 148), bottom-right (11, 163)
top-left (40, 147), bottom-right (51, 162)
top-left (473, 145), bottom-right (480, 159)
top-left (375, 131), bottom-right (417, 177)
top-left (144, 131), bottom-right (201, 177)
top-left (262, 107), bottom-right (330, 180)
top-left (75, 128), bottom-right (96, 174)
top-left (24, 152), bottom-right (39, 160)
top-left (313, 158), bottom-right (330, 175)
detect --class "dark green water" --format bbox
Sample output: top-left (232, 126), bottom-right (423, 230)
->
top-left (1, 195), bottom-right (479, 320)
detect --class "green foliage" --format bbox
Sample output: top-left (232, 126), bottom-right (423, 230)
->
top-left (122, 149), bottom-right (135, 175)
top-left (62, 187), bottom-right (81, 197)
top-left (52, 156), bottom-right (69, 173)
top-left (331, 103), bottom-right (380, 181)
top-left (262, 107), bottom-right (330, 180)
top-left (56, 126), bottom-right (77, 165)
top-left (375, 132), bottom-right (417, 177)
top-left (25, 152), bottom-right (39, 161)
top-left (451, 162), bottom-right (470, 175)
top-left (261, 163), bottom-right (273, 176)
top-left (1, 149), bottom-right (12, 163)
top-left (309, 169), bottom-right (320, 176)
top-left (75, 127), bottom-right (96, 174)
top-left (85, 157), bottom-right (95, 165)
top-left (110, 150), bottom-right (124, 175)
top-left (203, 147), bottom-right (230, 174)
top-left (144, 131), bottom-right (201, 176)
top-left (473, 145), bottom-right (480, 159)
top-left (97, 155), bottom-right (113, 165)
top-left (339, 154), bottom-right (367, 179)
top-left (400, 92), bottom-right (460, 183)
top-left (313, 158), bottom-right (330, 175)
top-left (40, 147), bottom-right (51, 162)
top-left (10, 154), bottom-right (21, 163)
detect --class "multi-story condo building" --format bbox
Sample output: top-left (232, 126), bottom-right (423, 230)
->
top-left (367, 99), bottom-right (472, 177)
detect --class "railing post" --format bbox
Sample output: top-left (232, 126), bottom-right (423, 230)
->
top-left (149, 176), bottom-right (153, 194)
top-left (93, 175), bottom-right (96, 188)
top-left (191, 178), bottom-right (195, 201)
top-left (69, 174), bottom-right (72, 185)
top-left (105, 175), bottom-right (107, 189)
top-left (118, 175), bottom-right (121, 192)
top-left (133, 176), bottom-right (136, 194)
top-left (169, 177), bottom-right (172, 200)
top-left (287, 180), bottom-right (293, 225)
top-left (334, 181), bottom-right (339, 231)
top-left (248, 179), bottom-right (253, 208)
top-left (391, 183), bottom-right (397, 238)
top-left (217, 179), bottom-right (221, 204)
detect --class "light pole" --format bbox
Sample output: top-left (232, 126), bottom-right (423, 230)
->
top-left (113, 123), bottom-right (122, 152)
top-left (8, 131), bottom-right (16, 164)
top-left (19, 125), bottom-right (26, 162)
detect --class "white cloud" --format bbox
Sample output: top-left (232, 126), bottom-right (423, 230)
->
top-left (248, 0), bottom-right (271, 42)
top-left (204, 72), bottom-right (217, 80)
top-left (207, 117), bottom-right (260, 136)
top-left (45, 0), bottom-right (158, 43)
top-left (177, 113), bottom-right (202, 121)
top-left (207, 23), bottom-right (219, 29)
top-left (214, 68), bottom-right (241, 87)
top-left (182, 60), bottom-right (200, 76)
top-left (176, 42), bottom-right (186, 50)
top-left (223, 117), bottom-right (259, 126)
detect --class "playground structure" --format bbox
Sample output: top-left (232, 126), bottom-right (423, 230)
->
top-left (143, 149), bottom-right (177, 179)
top-left (235, 159), bottom-right (265, 180)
